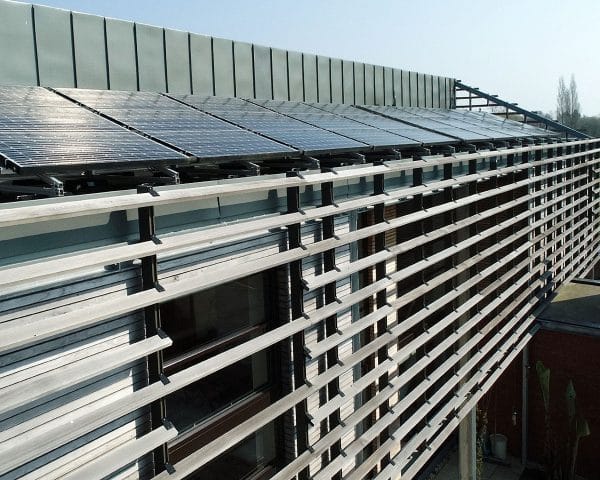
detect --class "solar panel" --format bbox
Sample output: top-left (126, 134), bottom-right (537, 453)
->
top-left (0, 86), bottom-right (187, 173)
top-left (58, 89), bottom-right (298, 161)
top-left (455, 110), bottom-right (553, 137)
top-left (252, 99), bottom-right (420, 148)
top-left (404, 107), bottom-right (521, 140)
top-left (312, 103), bottom-right (456, 145)
top-left (364, 105), bottom-right (497, 142)
top-left (171, 94), bottom-right (368, 154)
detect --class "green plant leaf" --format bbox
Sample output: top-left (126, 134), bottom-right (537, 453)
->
top-left (536, 360), bottom-right (551, 412)
top-left (576, 417), bottom-right (591, 438)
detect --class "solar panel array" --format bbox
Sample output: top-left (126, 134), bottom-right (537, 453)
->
top-left (311, 103), bottom-right (457, 145)
top-left (0, 86), bottom-right (186, 172)
top-left (0, 86), bottom-right (557, 174)
top-left (402, 107), bottom-right (551, 139)
top-left (58, 89), bottom-right (297, 161)
top-left (363, 105), bottom-right (502, 141)
top-left (251, 99), bottom-right (420, 148)
top-left (447, 109), bottom-right (551, 137)
top-left (170, 94), bottom-right (368, 154)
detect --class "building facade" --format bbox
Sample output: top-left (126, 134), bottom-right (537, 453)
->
top-left (0, 2), bottom-right (599, 480)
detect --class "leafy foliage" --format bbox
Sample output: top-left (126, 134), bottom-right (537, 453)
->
top-left (535, 361), bottom-right (590, 480)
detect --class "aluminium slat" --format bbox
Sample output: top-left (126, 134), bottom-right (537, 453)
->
top-left (407, 335), bottom-right (543, 480)
top-left (310, 266), bottom-right (544, 480)
top-left (366, 309), bottom-right (542, 480)
top-left (316, 279), bottom-right (538, 480)
top-left (1, 146), bottom-right (548, 290)
top-left (5, 146), bottom-right (592, 290)
top-left (308, 235), bottom-right (521, 361)
top-left (2, 162), bottom-right (596, 472)
top-left (383, 326), bottom-right (539, 480)
top-left (307, 344), bottom-right (395, 426)
top-left (392, 270), bottom-right (567, 468)
top-left (269, 379), bottom-right (401, 480)
top-left (0, 334), bottom-right (171, 419)
top-left (347, 291), bottom-right (546, 480)
top-left (153, 312), bottom-right (414, 479)
top-left (0, 280), bottom-right (396, 472)
top-left (307, 219), bottom-right (539, 361)
top-left (0, 140), bottom-right (597, 227)
top-left (405, 312), bottom-right (542, 464)
top-left (306, 305), bottom-right (394, 359)
top-left (14, 415), bottom-right (153, 480)
top-left (297, 273), bottom-right (553, 480)
top-left (1, 169), bottom-right (590, 355)
top-left (0, 192), bottom-right (390, 291)
top-left (322, 220), bottom-right (584, 478)
top-left (294, 264), bottom-right (552, 480)
top-left (401, 333), bottom-right (539, 480)
top-left (319, 411), bottom-right (400, 478)
top-left (2, 168), bottom-right (591, 359)
top-left (60, 424), bottom-right (178, 480)
top-left (152, 383), bottom-right (310, 480)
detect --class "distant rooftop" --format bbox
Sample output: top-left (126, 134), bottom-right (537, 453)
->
top-left (537, 281), bottom-right (600, 336)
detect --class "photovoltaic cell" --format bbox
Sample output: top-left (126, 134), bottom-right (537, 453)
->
top-left (58, 88), bottom-right (298, 161)
top-left (171, 94), bottom-right (369, 154)
top-left (0, 86), bottom-right (187, 172)
top-left (314, 103), bottom-right (456, 145)
top-left (364, 105), bottom-right (496, 141)
top-left (452, 110), bottom-right (553, 137)
top-left (252, 99), bottom-right (420, 148)
top-left (402, 107), bottom-right (523, 140)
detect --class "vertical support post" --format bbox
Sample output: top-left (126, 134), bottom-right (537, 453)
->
top-left (286, 174), bottom-right (310, 480)
top-left (458, 407), bottom-right (477, 480)
top-left (373, 171), bottom-right (391, 470)
top-left (321, 181), bottom-right (342, 478)
top-left (521, 345), bottom-right (529, 466)
top-left (137, 185), bottom-right (168, 475)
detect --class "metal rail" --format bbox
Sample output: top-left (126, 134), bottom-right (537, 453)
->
top-left (455, 81), bottom-right (590, 140)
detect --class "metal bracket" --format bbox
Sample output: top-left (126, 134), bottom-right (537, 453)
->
top-left (241, 160), bottom-right (261, 175)
top-left (302, 156), bottom-right (321, 169)
top-left (154, 166), bottom-right (180, 184)
top-left (38, 174), bottom-right (64, 197)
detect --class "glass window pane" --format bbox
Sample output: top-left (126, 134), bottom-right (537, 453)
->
top-left (166, 351), bottom-right (268, 433)
top-left (184, 423), bottom-right (277, 480)
top-left (162, 273), bottom-right (267, 361)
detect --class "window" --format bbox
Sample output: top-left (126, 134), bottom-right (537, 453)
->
top-left (160, 271), bottom-right (282, 477)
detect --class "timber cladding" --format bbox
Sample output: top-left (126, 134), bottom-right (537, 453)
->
top-left (0, 139), bottom-right (598, 479)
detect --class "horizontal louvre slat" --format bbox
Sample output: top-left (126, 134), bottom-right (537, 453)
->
top-left (0, 334), bottom-right (171, 419)
top-left (0, 139), bottom-right (596, 227)
top-left (61, 424), bottom-right (178, 480)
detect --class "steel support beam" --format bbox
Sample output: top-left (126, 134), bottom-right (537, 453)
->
top-left (136, 184), bottom-right (168, 475)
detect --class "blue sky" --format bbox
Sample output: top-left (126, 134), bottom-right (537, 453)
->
top-left (33, 0), bottom-right (600, 115)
